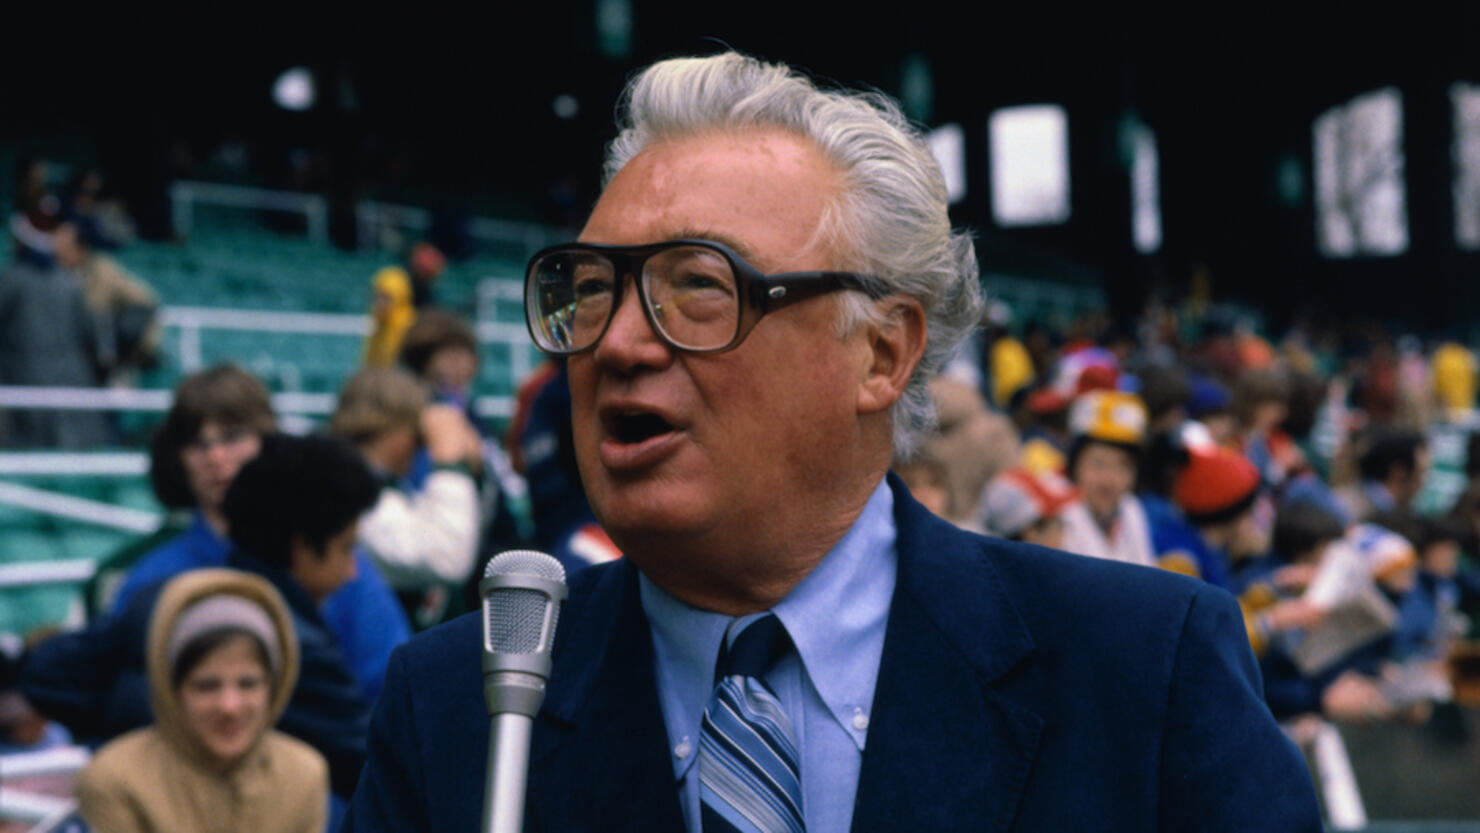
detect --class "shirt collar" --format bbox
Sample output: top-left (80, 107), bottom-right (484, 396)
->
top-left (639, 477), bottom-right (897, 756)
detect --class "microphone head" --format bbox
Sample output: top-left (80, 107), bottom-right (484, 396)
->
top-left (483, 550), bottom-right (567, 655)
top-left (484, 549), bottom-right (567, 581)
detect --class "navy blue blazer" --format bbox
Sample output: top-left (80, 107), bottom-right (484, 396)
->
top-left (343, 480), bottom-right (1321, 831)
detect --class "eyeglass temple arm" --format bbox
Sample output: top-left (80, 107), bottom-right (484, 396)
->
top-left (755, 272), bottom-right (890, 312)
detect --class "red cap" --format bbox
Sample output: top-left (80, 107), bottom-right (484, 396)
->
top-left (1174, 446), bottom-right (1260, 521)
top-left (1075, 364), bottom-right (1119, 395)
top-left (1026, 388), bottom-right (1071, 414)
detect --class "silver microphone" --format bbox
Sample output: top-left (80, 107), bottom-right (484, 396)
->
top-left (479, 550), bottom-right (567, 833)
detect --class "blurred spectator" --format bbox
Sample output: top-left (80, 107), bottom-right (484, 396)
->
top-left (1139, 366), bottom-right (1191, 438)
top-left (1059, 390), bottom-right (1156, 567)
top-left (1016, 384), bottom-right (1071, 474)
top-left (1431, 341), bottom-right (1477, 420)
top-left (23, 434), bottom-right (382, 801)
top-left (363, 267), bottom-right (416, 367)
top-left (1186, 373), bottom-right (1236, 446)
top-left (0, 201), bottom-right (109, 448)
top-left (406, 242), bottom-right (447, 309)
top-left (892, 453), bottom-right (950, 519)
top-left (909, 376), bottom-right (1018, 529)
top-left (63, 167), bottom-right (136, 249)
top-left (105, 365), bottom-right (409, 701)
top-left (399, 309), bottom-right (480, 416)
top-left (506, 360), bottom-right (617, 575)
top-left (1238, 500), bottom-right (1342, 658)
top-left (978, 302), bottom-right (1036, 409)
top-left (1139, 425), bottom-right (1230, 587)
top-left (75, 570), bottom-right (327, 833)
top-left (329, 368), bottom-right (481, 591)
top-left (1234, 369), bottom-right (1302, 489)
top-left (53, 218), bottom-right (160, 384)
top-left (1169, 444), bottom-right (1267, 587)
top-left (110, 366), bottom-right (276, 609)
top-left (1336, 430), bottom-right (1428, 524)
top-left (1390, 515), bottom-right (1470, 664)
top-left (398, 308), bottom-right (527, 602)
top-left (978, 467), bottom-right (1077, 549)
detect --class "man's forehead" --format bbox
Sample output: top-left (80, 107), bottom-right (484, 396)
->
top-left (578, 129), bottom-right (842, 273)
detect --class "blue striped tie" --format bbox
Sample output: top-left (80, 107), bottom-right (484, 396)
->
top-left (699, 613), bottom-right (805, 833)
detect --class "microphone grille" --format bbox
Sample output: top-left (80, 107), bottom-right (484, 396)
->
top-left (485, 549), bottom-right (567, 582)
top-left (484, 550), bottom-right (566, 655)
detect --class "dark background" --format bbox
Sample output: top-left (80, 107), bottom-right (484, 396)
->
top-left (4, 0), bottom-right (1477, 329)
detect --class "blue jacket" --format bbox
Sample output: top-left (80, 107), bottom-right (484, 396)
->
top-left (110, 511), bottom-right (410, 702)
top-left (343, 478), bottom-right (1320, 831)
top-left (23, 549), bottom-right (372, 798)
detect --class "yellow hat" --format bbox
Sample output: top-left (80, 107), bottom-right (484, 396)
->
top-left (1069, 390), bottom-right (1147, 446)
top-left (1433, 342), bottom-right (1476, 413)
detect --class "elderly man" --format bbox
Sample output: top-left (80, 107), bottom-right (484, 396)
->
top-left (344, 53), bottom-right (1320, 832)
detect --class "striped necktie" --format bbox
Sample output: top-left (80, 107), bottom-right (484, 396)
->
top-left (699, 613), bottom-right (805, 833)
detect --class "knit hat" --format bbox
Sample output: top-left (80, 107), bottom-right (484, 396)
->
top-left (979, 468), bottom-right (1079, 539)
top-left (166, 595), bottom-right (283, 680)
top-left (1069, 390), bottom-right (1147, 446)
top-left (1186, 375), bottom-right (1231, 418)
top-left (1174, 446), bottom-right (1260, 525)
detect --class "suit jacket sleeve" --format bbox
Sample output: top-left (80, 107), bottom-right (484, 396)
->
top-left (341, 644), bottom-right (429, 833)
top-left (1159, 585), bottom-right (1322, 832)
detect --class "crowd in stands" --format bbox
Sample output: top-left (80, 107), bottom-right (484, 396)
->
top-left (1, 159), bottom-right (158, 449)
top-left (5, 164), bottom-right (1480, 828)
top-left (899, 300), bottom-right (1480, 734)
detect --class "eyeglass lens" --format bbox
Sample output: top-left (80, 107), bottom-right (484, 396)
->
top-left (529, 245), bottom-right (741, 353)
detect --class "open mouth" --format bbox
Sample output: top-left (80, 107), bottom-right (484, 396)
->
top-left (607, 411), bottom-right (676, 445)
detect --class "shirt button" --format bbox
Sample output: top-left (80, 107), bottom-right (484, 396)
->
top-left (852, 708), bottom-right (870, 731)
top-left (674, 738), bottom-right (693, 759)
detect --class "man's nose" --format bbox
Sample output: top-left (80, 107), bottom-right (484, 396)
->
top-left (592, 277), bottom-right (672, 371)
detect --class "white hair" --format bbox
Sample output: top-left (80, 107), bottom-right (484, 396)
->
top-left (604, 52), bottom-right (984, 457)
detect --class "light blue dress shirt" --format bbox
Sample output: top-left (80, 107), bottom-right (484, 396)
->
top-left (639, 479), bottom-right (898, 833)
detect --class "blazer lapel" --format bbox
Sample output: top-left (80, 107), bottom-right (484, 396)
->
top-left (527, 561), bottom-right (685, 833)
top-left (852, 480), bottom-right (1044, 833)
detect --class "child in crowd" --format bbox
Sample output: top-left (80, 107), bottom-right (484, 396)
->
top-left (1058, 390), bottom-right (1156, 567)
top-left (978, 467), bottom-right (1077, 549)
top-left (76, 570), bottom-right (327, 833)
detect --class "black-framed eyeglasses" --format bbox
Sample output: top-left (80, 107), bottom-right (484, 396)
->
top-left (524, 238), bottom-right (889, 355)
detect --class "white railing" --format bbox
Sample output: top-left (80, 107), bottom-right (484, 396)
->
top-left (356, 200), bottom-right (432, 249)
top-left (0, 385), bottom-right (338, 417)
top-left (170, 181), bottom-right (329, 243)
top-left (173, 186), bottom-right (568, 255)
top-left (0, 747), bottom-right (90, 828)
top-left (0, 482), bottom-right (162, 535)
top-left (1285, 719), bottom-right (1367, 830)
top-left (149, 304), bottom-right (531, 410)
top-left (0, 558), bottom-right (99, 590)
top-left (0, 789), bottom-right (77, 827)
top-left (157, 306), bottom-right (370, 372)
top-left (0, 452), bottom-right (149, 476)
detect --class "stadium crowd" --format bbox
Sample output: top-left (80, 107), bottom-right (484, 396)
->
top-left (3, 151), bottom-right (1480, 829)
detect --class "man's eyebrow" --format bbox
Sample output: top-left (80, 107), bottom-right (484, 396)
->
top-left (670, 228), bottom-right (760, 265)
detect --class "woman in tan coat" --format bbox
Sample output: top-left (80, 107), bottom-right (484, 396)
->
top-left (74, 569), bottom-right (327, 833)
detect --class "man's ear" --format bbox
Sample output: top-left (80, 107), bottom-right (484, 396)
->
top-left (857, 297), bottom-right (928, 415)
